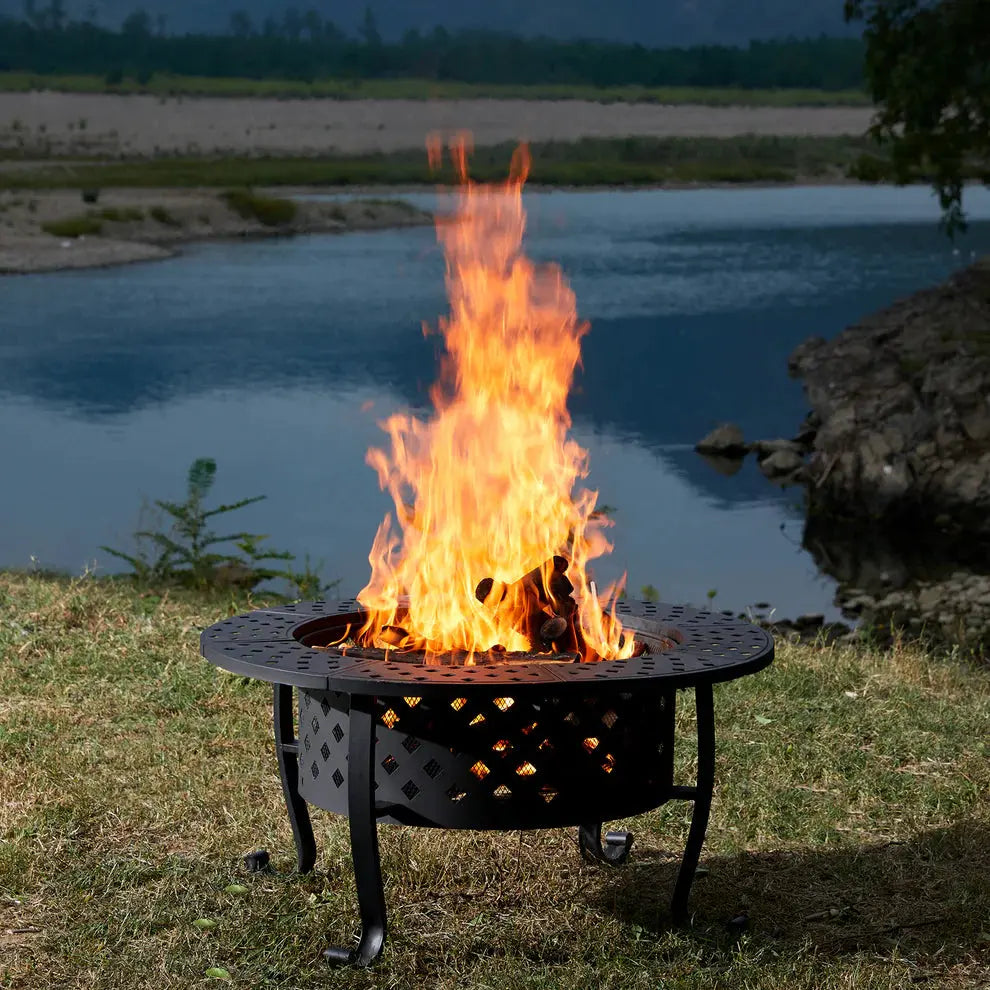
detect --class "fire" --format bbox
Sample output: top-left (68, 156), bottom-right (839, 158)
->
top-left (356, 136), bottom-right (633, 662)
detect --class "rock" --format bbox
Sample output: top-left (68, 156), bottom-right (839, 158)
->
top-left (788, 257), bottom-right (990, 540)
top-left (753, 438), bottom-right (804, 460)
top-left (696, 423), bottom-right (747, 457)
top-left (759, 448), bottom-right (805, 482)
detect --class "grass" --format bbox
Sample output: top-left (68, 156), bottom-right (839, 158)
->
top-left (39, 214), bottom-right (102, 237)
top-left (94, 206), bottom-right (144, 222)
top-left (1, 572), bottom-right (988, 988)
top-left (149, 205), bottom-right (181, 227)
top-left (0, 71), bottom-right (872, 107)
top-left (220, 188), bottom-right (298, 226)
top-left (0, 135), bottom-right (876, 192)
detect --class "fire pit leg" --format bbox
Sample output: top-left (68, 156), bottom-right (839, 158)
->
top-left (670, 684), bottom-right (715, 924)
top-left (323, 696), bottom-right (387, 967)
top-left (273, 684), bottom-right (317, 873)
top-left (577, 824), bottom-right (633, 865)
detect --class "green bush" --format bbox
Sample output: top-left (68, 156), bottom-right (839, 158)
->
top-left (101, 457), bottom-right (332, 597)
top-left (95, 206), bottom-right (144, 222)
top-left (221, 188), bottom-right (298, 226)
top-left (149, 205), bottom-right (181, 226)
top-left (41, 215), bottom-right (103, 237)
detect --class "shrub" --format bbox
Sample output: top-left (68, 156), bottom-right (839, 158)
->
top-left (101, 457), bottom-right (335, 597)
top-left (41, 215), bottom-right (103, 237)
top-left (96, 206), bottom-right (144, 222)
top-left (149, 205), bottom-right (182, 226)
top-left (221, 188), bottom-right (298, 226)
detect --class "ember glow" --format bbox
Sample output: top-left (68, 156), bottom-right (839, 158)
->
top-left (356, 136), bottom-right (632, 662)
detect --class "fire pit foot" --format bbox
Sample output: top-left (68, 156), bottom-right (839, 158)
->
top-left (322, 697), bottom-right (388, 967)
top-left (273, 684), bottom-right (318, 874)
top-left (578, 824), bottom-right (634, 865)
top-left (322, 925), bottom-right (385, 969)
top-left (669, 684), bottom-right (715, 925)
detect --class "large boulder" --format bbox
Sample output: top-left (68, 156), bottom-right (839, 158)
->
top-left (789, 257), bottom-right (990, 538)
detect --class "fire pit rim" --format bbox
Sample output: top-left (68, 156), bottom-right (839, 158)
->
top-left (201, 599), bottom-right (773, 696)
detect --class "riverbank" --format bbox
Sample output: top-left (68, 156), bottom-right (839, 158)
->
top-left (0, 134), bottom-right (878, 194)
top-left (0, 187), bottom-right (429, 274)
top-left (0, 72), bottom-right (872, 107)
top-left (698, 257), bottom-right (990, 654)
top-left (0, 92), bottom-right (873, 160)
top-left (1, 571), bottom-right (988, 989)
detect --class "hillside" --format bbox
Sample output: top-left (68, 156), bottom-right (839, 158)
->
top-left (0, 0), bottom-right (856, 46)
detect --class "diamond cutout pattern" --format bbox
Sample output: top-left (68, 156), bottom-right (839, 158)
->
top-left (297, 686), bottom-right (675, 825)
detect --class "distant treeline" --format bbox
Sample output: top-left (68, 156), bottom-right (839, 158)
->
top-left (0, 5), bottom-right (865, 90)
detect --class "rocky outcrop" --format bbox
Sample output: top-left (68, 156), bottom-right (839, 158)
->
top-left (695, 422), bottom-right (748, 457)
top-left (789, 257), bottom-right (990, 538)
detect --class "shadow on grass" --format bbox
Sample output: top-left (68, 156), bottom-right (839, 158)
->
top-left (588, 818), bottom-right (990, 965)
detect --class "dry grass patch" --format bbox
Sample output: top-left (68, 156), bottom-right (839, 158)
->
top-left (1, 572), bottom-right (988, 989)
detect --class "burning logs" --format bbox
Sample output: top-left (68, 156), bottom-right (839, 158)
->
top-left (475, 555), bottom-right (583, 656)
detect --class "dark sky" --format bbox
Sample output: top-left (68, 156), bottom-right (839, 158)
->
top-left (3, 0), bottom-right (855, 46)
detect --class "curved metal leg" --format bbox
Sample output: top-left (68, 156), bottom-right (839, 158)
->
top-left (323, 696), bottom-right (386, 967)
top-left (670, 683), bottom-right (715, 924)
top-left (578, 824), bottom-right (633, 865)
top-left (273, 683), bottom-right (317, 874)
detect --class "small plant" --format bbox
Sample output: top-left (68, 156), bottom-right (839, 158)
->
top-left (41, 215), bottom-right (103, 238)
top-left (221, 188), bottom-right (298, 227)
top-left (640, 584), bottom-right (661, 603)
top-left (101, 457), bottom-right (320, 593)
top-left (149, 205), bottom-right (182, 226)
top-left (96, 206), bottom-right (144, 222)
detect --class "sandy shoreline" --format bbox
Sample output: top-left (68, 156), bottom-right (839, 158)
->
top-left (0, 187), bottom-right (429, 274)
top-left (0, 92), bottom-right (873, 158)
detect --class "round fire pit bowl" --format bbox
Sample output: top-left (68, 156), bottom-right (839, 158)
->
top-left (201, 598), bottom-right (772, 966)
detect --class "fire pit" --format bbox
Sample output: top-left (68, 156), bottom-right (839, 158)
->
top-left (201, 597), bottom-right (772, 965)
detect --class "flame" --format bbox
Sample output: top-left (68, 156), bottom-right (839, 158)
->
top-left (357, 136), bottom-right (633, 662)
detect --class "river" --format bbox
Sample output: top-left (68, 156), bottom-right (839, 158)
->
top-left (3, 184), bottom-right (990, 619)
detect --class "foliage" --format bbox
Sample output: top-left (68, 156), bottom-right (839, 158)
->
top-left (221, 188), bottom-right (297, 226)
top-left (0, 12), bottom-right (867, 92)
top-left (846, 0), bottom-right (990, 233)
top-left (1, 136), bottom-right (876, 192)
top-left (40, 213), bottom-right (101, 236)
top-left (0, 70), bottom-right (872, 105)
top-left (94, 205), bottom-right (143, 221)
top-left (148, 204), bottom-right (181, 225)
top-left (100, 457), bottom-right (331, 596)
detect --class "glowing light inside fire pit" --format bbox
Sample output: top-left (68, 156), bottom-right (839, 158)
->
top-left (356, 135), bottom-right (632, 663)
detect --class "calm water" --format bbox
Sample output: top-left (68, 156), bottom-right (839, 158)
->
top-left (3, 185), bottom-right (990, 618)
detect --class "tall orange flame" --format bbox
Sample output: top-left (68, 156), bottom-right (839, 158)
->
top-left (357, 137), bottom-right (632, 662)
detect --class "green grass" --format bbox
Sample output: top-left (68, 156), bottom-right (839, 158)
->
top-left (94, 206), bottom-right (144, 222)
top-left (1, 572), bottom-right (988, 989)
top-left (0, 71), bottom-right (872, 107)
top-left (39, 214), bottom-right (102, 237)
top-left (149, 205), bottom-right (182, 227)
top-left (221, 188), bottom-right (298, 226)
top-left (0, 135), bottom-right (876, 192)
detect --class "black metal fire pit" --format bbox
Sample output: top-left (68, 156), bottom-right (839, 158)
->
top-left (201, 598), bottom-right (772, 965)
